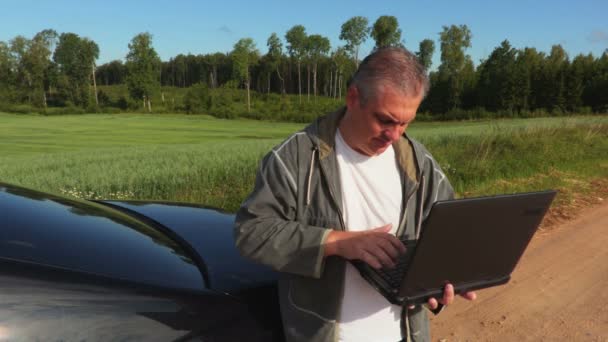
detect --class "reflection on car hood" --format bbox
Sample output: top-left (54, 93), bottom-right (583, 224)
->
top-left (0, 183), bottom-right (204, 292)
top-left (98, 201), bottom-right (278, 295)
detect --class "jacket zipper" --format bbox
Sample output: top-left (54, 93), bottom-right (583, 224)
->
top-left (306, 147), bottom-right (317, 206)
top-left (396, 179), bottom-right (420, 238)
top-left (312, 145), bottom-right (346, 342)
top-left (316, 150), bottom-right (346, 231)
top-left (415, 174), bottom-right (426, 240)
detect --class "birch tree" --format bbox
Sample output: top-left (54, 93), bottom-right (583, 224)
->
top-left (371, 16), bottom-right (402, 49)
top-left (125, 32), bottom-right (161, 112)
top-left (232, 38), bottom-right (259, 112)
top-left (339, 16), bottom-right (370, 66)
top-left (285, 25), bottom-right (307, 103)
top-left (266, 33), bottom-right (285, 94)
top-left (306, 34), bottom-right (330, 99)
top-left (53, 32), bottom-right (99, 107)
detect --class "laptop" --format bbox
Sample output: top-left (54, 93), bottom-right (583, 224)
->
top-left (352, 190), bottom-right (557, 305)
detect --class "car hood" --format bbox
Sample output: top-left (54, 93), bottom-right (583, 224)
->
top-left (98, 200), bottom-right (278, 295)
top-left (0, 183), bottom-right (205, 292)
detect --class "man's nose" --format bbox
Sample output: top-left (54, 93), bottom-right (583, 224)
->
top-left (383, 126), bottom-right (402, 142)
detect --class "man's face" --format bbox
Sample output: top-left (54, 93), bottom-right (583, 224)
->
top-left (341, 84), bottom-right (423, 156)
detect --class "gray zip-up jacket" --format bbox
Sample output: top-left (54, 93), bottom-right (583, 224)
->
top-left (235, 108), bottom-right (454, 342)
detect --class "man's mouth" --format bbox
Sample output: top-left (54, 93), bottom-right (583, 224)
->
top-left (374, 137), bottom-right (392, 147)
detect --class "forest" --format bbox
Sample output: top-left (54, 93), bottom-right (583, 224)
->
top-left (1, 16), bottom-right (607, 121)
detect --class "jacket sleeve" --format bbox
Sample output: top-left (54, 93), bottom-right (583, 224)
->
top-left (234, 145), bottom-right (331, 279)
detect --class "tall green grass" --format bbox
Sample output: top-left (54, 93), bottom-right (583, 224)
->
top-left (0, 113), bottom-right (606, 212)
top-left (0, 141), bottom-right (274, 210)
top-left (427, 123), bottom-right (608, 196)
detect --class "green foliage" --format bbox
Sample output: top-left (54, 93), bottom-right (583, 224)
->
top-left (285, 25), bottom-right (307, 60)
top-left (339, 16), bottom-right (370, 64)
top-left (183, 83), bottom-right (211, 114)
top-left (542, 45), bottom-right (569, 111)
top-left (53, 32), bottom-right (99, 107)
top-left (0, 41), bottom-right (16, 99)
top-left (2, 26), bottom-right (608, 118)
top-left (285, 25), bottom-right (307, 99)
top-left (1, 141), bottom-right (273, 211)
top-left (231, 38), bottom-right (259, 84)
top-left (8, 30), bottom-right (57, 108)
top-left (305, 34), bottom-right (330, 97)
top-left (0, 113), bottom-right (605, 212)
top-left (96, 60), bottom-right (126, 85)
top-left (416, 39), bottom-right (435, 70)
top-left (306, 35), bottom-right (331, 61)
top-left (230, 38), bottom-right (258, 112)
top-left (125, 32), bottom-right (161, 111)
top-left (267, 33), bottom-right (283, 61)
top-left (424, 25), bottom-right (473, 113)
top-left (265, 33), bottom-right (285, 92)
top-left (370, 16), bottom-right (402, 49)
top-left (426, 123), bottom-right (608, 196)
top-left (477, 40), bottom-right (518, 111)
top-left (96, 89), bottom-right (111, 107)
top-left (438, 25), bottom-right (472, 76)
top-left (564, 53), bottom-right (592, 112)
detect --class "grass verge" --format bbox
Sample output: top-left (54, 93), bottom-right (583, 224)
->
top-left (0, 114), bottom-right (605, 214)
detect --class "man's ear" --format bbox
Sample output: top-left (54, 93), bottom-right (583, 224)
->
top-left (345, 85), bottom-right (359, 110)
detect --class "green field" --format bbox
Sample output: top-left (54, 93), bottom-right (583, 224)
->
top-left (1, 113), bottom-right (607, 212)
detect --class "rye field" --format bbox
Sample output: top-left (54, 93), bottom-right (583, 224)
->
top-left (0, 113), bottom-right (606, 212)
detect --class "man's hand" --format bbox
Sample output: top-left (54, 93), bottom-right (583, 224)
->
top-left (426, 284), bottom-right (477, 310)
top-left (324, 224), bottom-right (406, 269)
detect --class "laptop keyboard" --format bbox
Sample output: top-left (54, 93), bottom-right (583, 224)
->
top-left (376, 239), bottom-right (417, 289)
top-left (376, 252), bottom-right (412, 289)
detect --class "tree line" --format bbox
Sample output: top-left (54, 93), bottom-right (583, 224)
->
top-left (1, 16), bottom-right (607, 119)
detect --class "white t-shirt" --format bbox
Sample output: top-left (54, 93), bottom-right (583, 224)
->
top-left (335, 129), bottom-right (403, 342)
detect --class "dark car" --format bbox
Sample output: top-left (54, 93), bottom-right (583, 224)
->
top-left (0, 182), bottom-right (283, 341)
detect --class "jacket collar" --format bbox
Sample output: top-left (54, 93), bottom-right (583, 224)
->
top-left (306, 107), bottom-right (420, 183)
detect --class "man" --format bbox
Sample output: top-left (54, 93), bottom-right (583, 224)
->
top-left (235, 47), bottom-right (475, 342)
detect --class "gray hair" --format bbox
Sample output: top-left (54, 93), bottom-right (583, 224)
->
top-left (349, 47), bottom-right (430, 104)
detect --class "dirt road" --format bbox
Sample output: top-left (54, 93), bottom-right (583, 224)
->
top-left (430, 201), bottom-right (608, 342)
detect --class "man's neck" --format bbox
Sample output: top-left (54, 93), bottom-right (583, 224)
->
top-left (337, 110), bottom-right (363, 155)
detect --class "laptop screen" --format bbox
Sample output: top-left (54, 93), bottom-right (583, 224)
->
top-left (400, 190), bottom-right (556, 301)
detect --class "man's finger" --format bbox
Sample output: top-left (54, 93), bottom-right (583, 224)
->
top-left (441, 284), bottom-right (455, 305)
top-left (373, 235), bottom-right (401, 260)
top-left (378, 233), bottom-right (407, 254)
top-left (360, 250), bottom-right (383, 269)
top-left (427, 297), bottom-right (439, 310)
top-left (460, 291), bottom-right (477, 301)
top-left (365, 244), bottom-right (395, 268)
top-left (370, 223), bottom-right (392, 233)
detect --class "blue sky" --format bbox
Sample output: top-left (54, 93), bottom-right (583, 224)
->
top-left (1, 0), bottom-right (607, 68)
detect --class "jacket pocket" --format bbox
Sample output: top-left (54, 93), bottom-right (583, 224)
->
top-left (287, 277), bottom-right (336, 323)
top-left (285, 216), bottom-right (343, 321)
